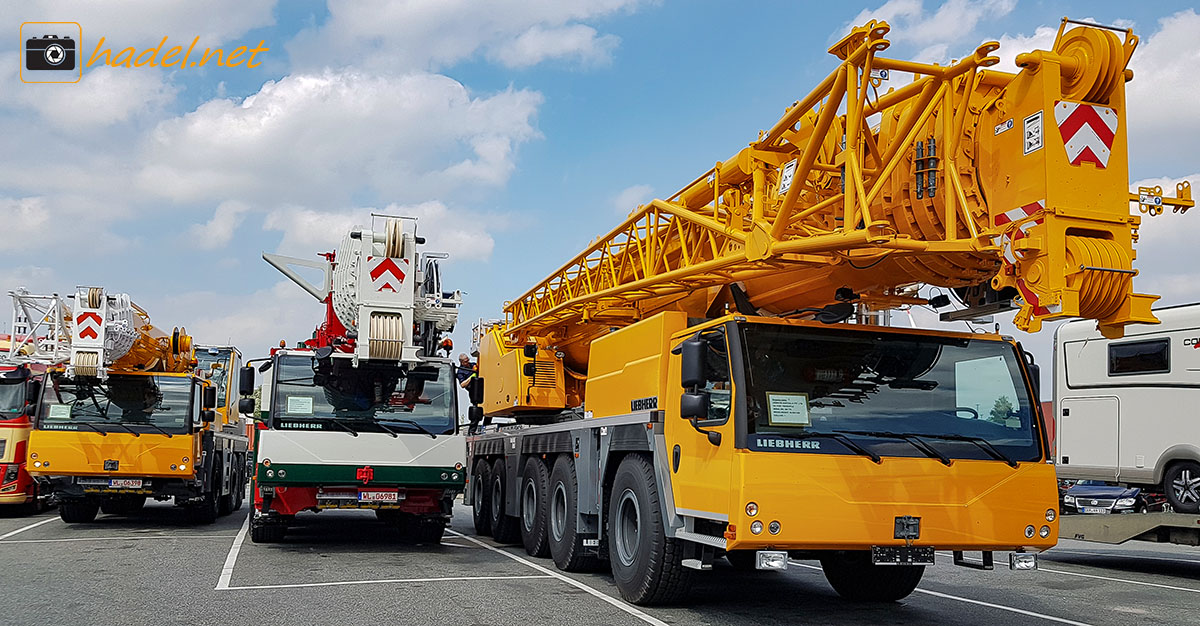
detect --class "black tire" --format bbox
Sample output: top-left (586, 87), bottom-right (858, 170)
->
top-left (1164, 461), bottom-right (1200, 514)
top-left (398, 514), bottom-right (446, 544)
top-left (250, 517), bottom-right (286, 543)
top-left (100, 495), bottom-right (146, 515)
top-left (548, 455), bottom-right (599, 572)
top-left (471, 459), bottom-right (492, 535)
top-left (376, 508), bottom-right (401, 523)
top-left (607, 454), bottom-right (693, 605)
top-left (59, 499), bottom-right (99, 523)
top-left (819, 551), bottom-right (924, 601)
top-left (489, 458), bottom-right (521, 543)
top-left (217, 459), bottom-right (233, 516)
top-left (726, 550), bottom-right (759, 571)
top-left (190, 472), bottom-right (220, 525)
top-left (520, 458), bottom-right (551, 557)
top-left (232, 467), bottom-right (245, 512)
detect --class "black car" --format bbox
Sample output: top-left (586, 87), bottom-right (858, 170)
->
top-left (1061, 480), bottom-right (1147, 514)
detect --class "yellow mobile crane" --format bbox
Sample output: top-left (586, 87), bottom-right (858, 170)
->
top-left (465, 18), bottom-right (1192, 605)
top-left (28, 287), bottom-right (250, 524)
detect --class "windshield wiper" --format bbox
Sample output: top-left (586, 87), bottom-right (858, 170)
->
top-left (377, 418), bottom-right (437, 439)
top-left (327, 418), bottom-right (359, 437)
top-left (903, 432), bottom-right (1019, 468)
top-left (834, 430), bottom-right (951, 466)
top-left (764, 432), bottom-right (880, 464)
top-left (129, 421), bottom-right (172, 438)
top-left (71, 421), bottom-right (108, 436)
top-left (103, 419), bottom-right (141, 437)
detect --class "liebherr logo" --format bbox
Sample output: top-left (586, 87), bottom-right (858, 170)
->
top-left (356, 466), bottom-right (374, 485)
top-left (631, 396), bottom-right (658, 411)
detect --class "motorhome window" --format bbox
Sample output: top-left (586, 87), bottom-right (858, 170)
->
top-left (1107, 339), bottom-right (1169, 376)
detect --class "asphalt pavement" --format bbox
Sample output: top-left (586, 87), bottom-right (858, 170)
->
top-left (0, 500), bottom-right (1197, 625)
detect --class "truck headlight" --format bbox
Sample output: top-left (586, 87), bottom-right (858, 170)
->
top-left (1116, 497), bottom-right (1136, 507)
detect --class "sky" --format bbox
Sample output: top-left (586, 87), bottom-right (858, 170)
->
top-left (2, 0), bottom-right (1198, 398)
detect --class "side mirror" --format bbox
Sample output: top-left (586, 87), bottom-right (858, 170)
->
top-left (202, 386), bottom-right (217, 409)
top-left (523, 343), bottom-right (538, 358)
top-left (314, 345), bottom-right (334, 360)
top-left (680, 338), bottom-right (706, 389)
top-left (238, 397), bottom-right (256, 416)
top-left (26, 378), bottom-right (41, 401)
top-left (522, 362), bottom-right (537, 377)
top-left (24, 403), bottom-right (37, 417)
top-left (468, 377), bottom-right (484, 405)
top-left (1019, 347), bottom-right (1041, 399)
top-left (680, 391), bottom-right (710, 420)
top-left (202, 409), bottom-right (216, 423)
top-left (468, 405), bottom-right (484, 425)
top-left (239, 366), bottom-right (255, 396)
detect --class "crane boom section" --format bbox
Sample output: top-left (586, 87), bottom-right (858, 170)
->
top-left (501, 20), bottom-right (1187, 352)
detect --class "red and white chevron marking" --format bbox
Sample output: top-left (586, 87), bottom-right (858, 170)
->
top-left (367, 256), bottom-right (409, 293)
top-left (1054, 101), bottom-right (1117, 168)
top-left (75, 311), bottom-right (102, 340)
top-left (992, 200), bottom-right (1045, 266)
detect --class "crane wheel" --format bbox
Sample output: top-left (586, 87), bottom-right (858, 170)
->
top-left (488, 458), bottom-right (522, 543)
top-left (546, 455), bottom-right (600, 572)
top-left (607, 454), bottom-right (693, 605)
top-left (819, 551), bottom-right (924, 601)
top-left (59, 499), bottom-right (100, 523)
top-left (519, 458), bottom-right (551, 557)
top-left (471, 460), bottom-right (492, 535)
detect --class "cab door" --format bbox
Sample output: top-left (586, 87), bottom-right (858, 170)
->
top-left (664, 329), bottom-right (736, 520)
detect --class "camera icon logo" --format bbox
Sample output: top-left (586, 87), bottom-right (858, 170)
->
top-left (20, 22), bottom-right (82, 83)
top-left (26, 35), bottom-right (76, 70)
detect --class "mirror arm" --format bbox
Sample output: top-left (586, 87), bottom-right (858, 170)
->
top-left (687, 418), bottom-right (722, 446)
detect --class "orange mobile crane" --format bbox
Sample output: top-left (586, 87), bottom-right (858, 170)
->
top-left (464, 18), bottom-right (1192, 605)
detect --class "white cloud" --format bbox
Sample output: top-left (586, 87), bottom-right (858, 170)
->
top-left (137, 71), bottom-right (543, 206)
top-left (844, 0), bottom-right (1016, 61)
top-left (287, 0), bottom-right (642, 71)
top-left (159, 281), bottom-right (321, 360)
top-left (264, 201), bottom-right (498, 262)
top-left (188, 200), bottom-right (251, 249)
top-left (992, 25), bottom-right (1056, 72)
top-left (1126, 10), bottom-right (1200, 174)
top-left (490, 24), bottom-right (619, 68)
top-left (0, 65), bottom-right (178, 131)
top-left (0, 1), bottom-right (277, 50)
top-left (613, 184), bottom-right (653, 214)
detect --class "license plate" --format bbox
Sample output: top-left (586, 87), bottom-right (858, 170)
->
top-left (109, 479), bottom-right (143, 488)
top-left (871, 545), bottom-right (935, 565)
top-left (1080, 507), bottom-right (1110, 514)
top-left (358, 490), bottom-right (400, 502)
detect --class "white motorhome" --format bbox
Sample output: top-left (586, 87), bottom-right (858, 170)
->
top-left (1054, 303), bottom-right (1200, 513)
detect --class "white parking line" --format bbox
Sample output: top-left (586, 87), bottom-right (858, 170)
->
top-left (1, 535), bottom-right (235, 544)
top-left (222, 574), bottom-right (553, 591)
top-left (787, 560), bottom-right (1093, 626)
top-left (1049, 547), bottom-right (1200, 566)
top-left (0, 516), bottom-right (58, 541)
top-left (940, 551), bottom-right (1200, 594)
top-left (448, 530), bottom-right (670, 626)
top-left (214, 515), bottom-right (250, 590)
